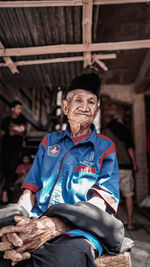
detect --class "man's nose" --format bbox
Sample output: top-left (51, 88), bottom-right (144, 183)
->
top-left (80, 101), bottom-right (89, 111)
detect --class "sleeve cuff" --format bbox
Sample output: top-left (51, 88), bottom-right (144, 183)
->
top-left (21, 182), bottom-right (40, 193)
top-left (91, 186), bottom-right (118, 213)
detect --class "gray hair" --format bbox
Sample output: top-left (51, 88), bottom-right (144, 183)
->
top-left (66, 91), bottom-right (75, 102)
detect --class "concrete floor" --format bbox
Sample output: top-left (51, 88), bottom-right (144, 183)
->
top-left (118, 205), bottom-right (150, 267)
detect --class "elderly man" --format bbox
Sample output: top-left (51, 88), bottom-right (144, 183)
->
top-left (0, 73), bottom-right (122, 267)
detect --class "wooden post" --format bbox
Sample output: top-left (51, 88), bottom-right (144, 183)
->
top-left (133, 94), bottom-right (149, 204)
top-left (82, 0), bottom-right (93, 67)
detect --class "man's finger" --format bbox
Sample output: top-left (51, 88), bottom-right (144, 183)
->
top-left (14, 216), bottom-right (30, 226)
top-left (4, 250), bottom-right (22, 261)
top-left (0, 226), bottom-right (19, 237)
top-left (1, 235), bottom-right (7, 242)
top-left (0, 225), bottom-right (24, 237)
top-left (11, 252), bottom-right (31, 266)
top-left (11, 261), bottom-right (18, 266)
top-left (22, 251), bottom-right (31, 260)
top-left (14, 216), bottom-right (25, 223)
top-left (16, 243), bottom-right (32, 253)
top-left (0, 241), bottom-right (14, 251)
top-left (7, 233), bottom-right (23, 247)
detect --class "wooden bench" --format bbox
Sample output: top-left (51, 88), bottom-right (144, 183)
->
top-left (94, 252), bottom-right (132, 267)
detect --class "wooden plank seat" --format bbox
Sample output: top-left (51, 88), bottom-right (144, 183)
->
top-left (94, 252), bottom-right (132, 267)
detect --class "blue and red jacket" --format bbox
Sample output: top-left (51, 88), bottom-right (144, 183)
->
top-left (21, 124), bottom-right (120, 255)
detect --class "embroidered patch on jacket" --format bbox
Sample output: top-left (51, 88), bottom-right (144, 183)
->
top-left (86, 152), bottom-right (94, 161)
top-left (47, 144), bottom-right (60, 157)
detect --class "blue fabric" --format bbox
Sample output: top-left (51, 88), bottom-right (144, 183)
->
top-left (22, 124), bottom-right (120, 255)
top-left (65, 229), bottom-right (103, 256)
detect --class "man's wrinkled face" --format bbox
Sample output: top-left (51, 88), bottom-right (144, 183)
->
top-left (62, 89), bottom-right (99, 125)
top-left (12, 104), bottom-right (22, 117)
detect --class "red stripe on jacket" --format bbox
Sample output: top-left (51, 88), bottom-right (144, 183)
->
top-left (21, 182), bottom-right (40, 193)
top-left (42, 135), bottom-right (47, 149)
top-left (100, 143), bottom-right (116, 169)
top-left (75, 166), bottom-right (96, 173)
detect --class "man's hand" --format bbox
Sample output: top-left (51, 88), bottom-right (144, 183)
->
top-left (0, 216), bottom-right (31, 265)
top-left (0, 215), bottom-right (70, 265)
top-left (1, 234), bottom-right (31, 266)
top-left (18, 190), bottom-right (36, 214)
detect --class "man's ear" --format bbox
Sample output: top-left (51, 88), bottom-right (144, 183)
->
top-left (62, 100), bottom-right (68, 115)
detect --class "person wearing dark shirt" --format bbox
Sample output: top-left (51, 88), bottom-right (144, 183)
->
top-left (103, 113), bottom-right (138, 230)
top-left (0, 100), bottom-right (27, 204)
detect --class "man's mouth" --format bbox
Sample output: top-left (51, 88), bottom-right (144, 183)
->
top-left (75, 112), bottom-right (90, 116)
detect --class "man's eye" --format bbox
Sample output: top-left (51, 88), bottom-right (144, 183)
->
top-left (88, 100), bottom-right (95, 104)
top-left (75, 98), bottom-right (82, 102)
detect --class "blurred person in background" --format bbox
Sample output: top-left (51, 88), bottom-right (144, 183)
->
top-left (103, 113), bottom-right (138, 230)
top-left (11, 154), bottom-right (32, 202)
top-left (0, 100), bottom-right (27, 204)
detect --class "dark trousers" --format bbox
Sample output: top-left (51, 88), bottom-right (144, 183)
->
top-left (0, 236), bottom-right (98, 267)
top-left (2, 151), bottom-right (20, 197)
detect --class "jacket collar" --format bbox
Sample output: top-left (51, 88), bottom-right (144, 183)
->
top-left (60, 123), bottom-right (98, 149)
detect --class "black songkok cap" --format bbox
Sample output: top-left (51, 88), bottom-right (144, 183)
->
top-left (68, 73), bottom-right (101, 100)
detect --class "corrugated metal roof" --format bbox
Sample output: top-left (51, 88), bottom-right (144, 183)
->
top-left (0, 2), bottom-right (150, 93)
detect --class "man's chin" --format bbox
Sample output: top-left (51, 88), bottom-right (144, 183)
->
top-left (70, 119), bottom-right (92, 126)
top-left (74, 114), bottom-right (90, 121)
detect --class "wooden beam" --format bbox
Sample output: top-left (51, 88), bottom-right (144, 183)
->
top-left (1, 40), bottom-right (150, 57)
top-left (0, 41), bottom-right (19, 74)
top-left (96, 59), bottom-right (108, 71)
top-left (96, 53), bottom-right (117, 59)
top-left (20, 87), bottom-right (33, 101)
top-left (0, 1), bottom-right (82, 8)
top-left (0, 80), bottom-right (39, 127)
top-left (82, 0), bottom-right (93, 68)
top-left (17, 56), bottom-right (84, 65)
top-left (92, 54), bottom-right (108, 71)
top-left (92, 53), bottom-right (117, 71)
top-left (94, 0), bottom-right (150, 5)
top-left (0, 0), bottom-right (150, 8)
top-left (135, 50), bottom-right (150, 93)
top-left (2, 57), bottom-right (19, 74)
top-left (0, 53), bottom-right (117, 67)
top-left (0, 56), bottom-right (84, 67)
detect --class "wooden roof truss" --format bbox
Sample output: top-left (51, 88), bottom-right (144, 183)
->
top-left (0, 0), bottom-right (150, 78)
